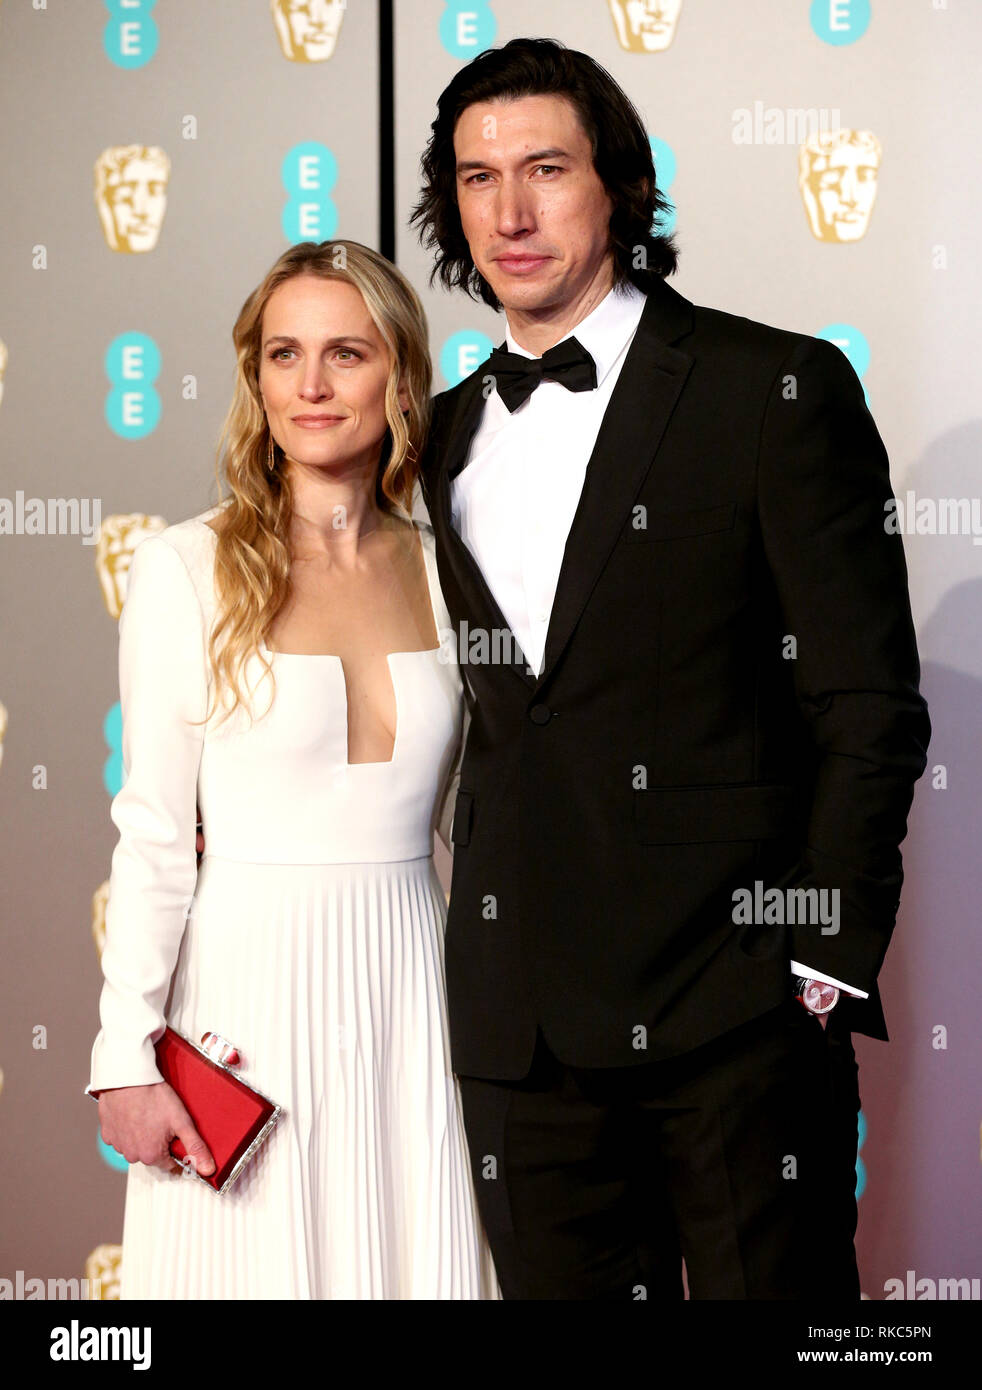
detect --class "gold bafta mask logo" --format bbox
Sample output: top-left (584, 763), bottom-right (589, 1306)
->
top-left (799, 129), bottom-right (881, 243)
top-left (95, 513), bottom-right (167, 619)
top-left (271, 0), bottom-right (344, 62)
top-left (91, 880), bottom-right (110, 960)
top-left (0, 337), bottom-right (7, 409)
top-left (94, 145), bottom-right (171, 254)
top-left (84, 1245), bottom-right (122, 1300)
top-left (0, 699), bottom-right (7, 774)
top-left (608, 0), bottom-right (683, 52)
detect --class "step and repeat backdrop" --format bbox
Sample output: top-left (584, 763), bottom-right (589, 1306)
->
top-left (1, 1), bottom-right (979, 1302)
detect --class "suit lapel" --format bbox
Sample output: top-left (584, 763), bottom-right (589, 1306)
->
top-left (539, 280), bottom-right (694, 683)
top-left (429, 277), bottom-right (696, 693)
top-left (432, 371), bottom-right (539, 690)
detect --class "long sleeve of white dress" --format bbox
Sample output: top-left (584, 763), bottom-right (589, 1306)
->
top-left (85, 534), bottom-right (208, 1096)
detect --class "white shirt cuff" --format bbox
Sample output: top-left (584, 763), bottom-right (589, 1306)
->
top-left (790, 960), bottom-right (869, 999)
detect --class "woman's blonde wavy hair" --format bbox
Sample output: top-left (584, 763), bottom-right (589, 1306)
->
top-left (205, 240), bottom-right (432, 723)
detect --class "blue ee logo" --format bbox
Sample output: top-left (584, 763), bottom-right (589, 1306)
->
top-left (816, 323), bottom-right (871, 406)
top-left (440, 1), bottom-right (496, 59)
top-left (105, 333), bottom-right (161, 439)
top-left (810, 0), bottom-right (871, 46)
top-left (440, 331), bottom-right (494, 389)
top-left (103, 0), bottom-right (158, 69)
top-left (282, 143), bottom-right (338, 244)
top-left (649, 137), bottom-right (677, 238)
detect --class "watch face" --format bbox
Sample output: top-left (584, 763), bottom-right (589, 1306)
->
top-left (801, 979), bottom-right (840, 1014)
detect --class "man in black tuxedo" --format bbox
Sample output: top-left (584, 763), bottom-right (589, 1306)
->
top-left (412, 38), bottom-right (930, 1299)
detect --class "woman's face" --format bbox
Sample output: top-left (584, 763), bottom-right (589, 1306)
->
top-left (257, 274), bottom-right (408, 477)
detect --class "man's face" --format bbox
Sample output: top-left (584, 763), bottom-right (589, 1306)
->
top-left (453, 94), bottom-right (615, 317)
top-left (105, 156), bottom-right (168, 252)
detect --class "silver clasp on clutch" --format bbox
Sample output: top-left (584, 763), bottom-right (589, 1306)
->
top-left (199, 1031), bottom-right (241, 1067)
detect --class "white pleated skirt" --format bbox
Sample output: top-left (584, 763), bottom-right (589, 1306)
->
top-left (118, 854), bottom-right (501, 1300)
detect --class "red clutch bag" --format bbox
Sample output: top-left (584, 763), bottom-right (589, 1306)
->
top-left (153, 1027), bottom-right (282, 1195)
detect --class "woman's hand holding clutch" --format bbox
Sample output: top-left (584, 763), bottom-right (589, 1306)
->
top-left (95, 1080), bottom-right (216, 1178)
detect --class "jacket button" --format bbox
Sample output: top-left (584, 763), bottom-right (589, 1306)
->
top-left (529, 704), bottom-right (552, 725)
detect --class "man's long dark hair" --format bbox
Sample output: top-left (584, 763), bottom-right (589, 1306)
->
top-left (410, 36), bottom-right (679, 310)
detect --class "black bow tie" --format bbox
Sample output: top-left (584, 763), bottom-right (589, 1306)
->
top-left (484, 336), bottom-right (598, 413)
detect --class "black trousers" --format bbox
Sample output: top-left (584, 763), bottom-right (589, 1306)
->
top-left (457, 997), bottom-right (862, 1300)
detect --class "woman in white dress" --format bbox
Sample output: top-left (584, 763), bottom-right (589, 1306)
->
top-left (85, 239), bottom-right (500, 1300)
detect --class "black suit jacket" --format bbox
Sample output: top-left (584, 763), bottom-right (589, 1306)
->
top-left (421, 276), bottom-right (930, 1080)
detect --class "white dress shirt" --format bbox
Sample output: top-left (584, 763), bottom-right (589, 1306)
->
top-left (449, 280), bottom-right (865, 1001)
top-left (451, 281), bottom-right (647, 678)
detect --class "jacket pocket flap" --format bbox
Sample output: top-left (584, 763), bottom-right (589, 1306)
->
top-left (626, 500), bottom-right (737, 542)
top-left (634, 783), bottom-right (797, 844)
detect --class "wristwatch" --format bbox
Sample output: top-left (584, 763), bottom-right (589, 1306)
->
top-left (794, 975), bottom-right (840, 1015)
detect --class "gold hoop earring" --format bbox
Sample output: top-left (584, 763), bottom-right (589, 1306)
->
top-left (266, 435), bottom-right (276, 473)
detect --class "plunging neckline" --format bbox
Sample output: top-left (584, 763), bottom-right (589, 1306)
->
top-left (257, 521), bottom-right (443, 768)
